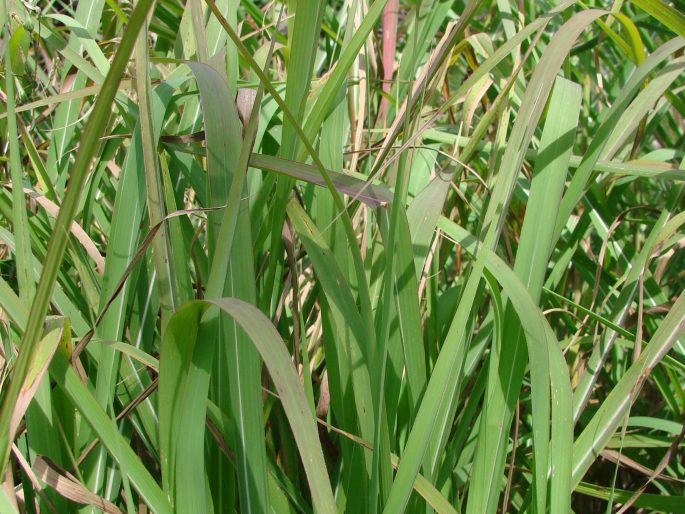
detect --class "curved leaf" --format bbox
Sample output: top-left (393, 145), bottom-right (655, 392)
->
top-left (159, 298), bottom-right (336, 514)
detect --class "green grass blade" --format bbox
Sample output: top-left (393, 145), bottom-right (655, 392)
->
top-left (575, 481), bottom-right (685, 512)
top-left (49, 350), bottom-right (172, 514)
top-left (390, 454), bottom-right (458, 514)
top-left (468, 76), bottom-right (580, 514)
top-left (438, 218), bottom-right (574, 514)
top-left (286, 198), bottom-right (376, 460)
top-left (554, 36), bottom-right (685, 242)
top-left (465, 12), bottom-right (600, 513)
top-left (3, 1), bottom-right (34, 304)
top-left (406, 171), bottom-right (452, 278)
top-left (45, 14), bottom-right (110, 74)
top-left (572, 288), bottom-right (685, 485)
top-left (186, 59), bottom-right (269, 513)
top-left (136, 18), bottom-right (176, 326)
top-left (159, 298), bottom-right (336, 514)
top-left (301, 0), bottom-right (388, 150)
top-left (571, 208), bottom-right (675, 421)
top-left (632, 0), bottom-right (685, 39)
top-left (0, 0), bottom-right (158, 474)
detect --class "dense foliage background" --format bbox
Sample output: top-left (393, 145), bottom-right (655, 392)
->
top-left (1, 0), bottom-right (685, 512)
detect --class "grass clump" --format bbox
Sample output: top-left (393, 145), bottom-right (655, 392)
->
top-left (1, 0), bottom-right (684, 513)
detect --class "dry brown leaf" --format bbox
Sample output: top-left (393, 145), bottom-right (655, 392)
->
top-left (33, 456), bottom-right (123, 514)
